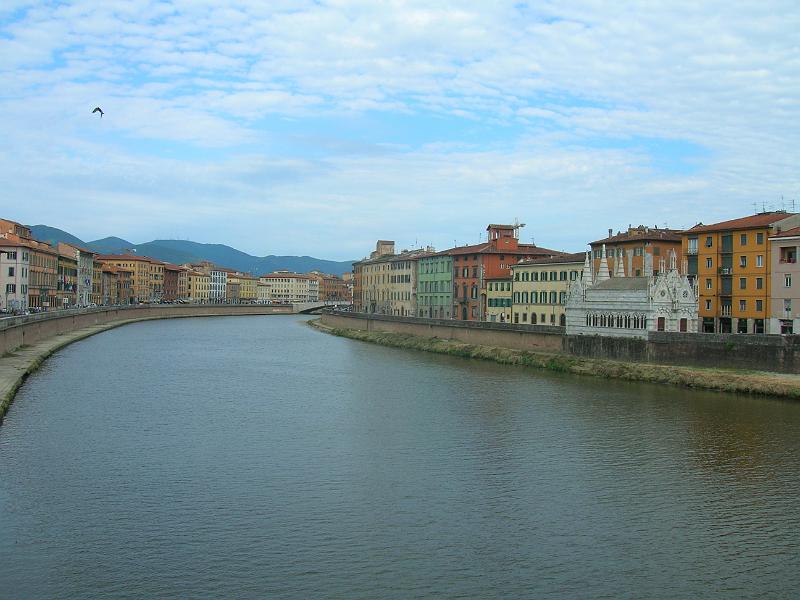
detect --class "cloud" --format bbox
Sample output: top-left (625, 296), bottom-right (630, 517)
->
top-left (0, 1), bottom-right (798, 259)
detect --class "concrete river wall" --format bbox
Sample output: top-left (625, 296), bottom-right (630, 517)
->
top-left (321, 311), bottom-right (800, 374)
top-left (0, 304), bottom-right (293, 356)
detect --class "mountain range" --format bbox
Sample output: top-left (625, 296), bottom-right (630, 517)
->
top-left (27, 225), bottom-right (355, 276)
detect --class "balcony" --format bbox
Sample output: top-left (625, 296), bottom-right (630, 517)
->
top-left (721, 305), bottom-right (732, 317)
top-left (779, 258), bottom-right (797, 264)
top-left (686, 247), bottom-right (698, 255)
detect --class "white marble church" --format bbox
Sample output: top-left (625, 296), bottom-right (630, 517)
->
top-left (565, 245), bottom-right (699, 338)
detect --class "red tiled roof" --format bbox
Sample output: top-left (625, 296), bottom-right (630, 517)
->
top-left (685, 212), bottom-right (796, 234)
top-left (515, 252), bottom-right (586, 266)
top-left (591, 228), bottom-right (681, 245)
top-left (446, 242), bottom-right (564, 257)
top-left (770, 227), bottom-right (800, 239)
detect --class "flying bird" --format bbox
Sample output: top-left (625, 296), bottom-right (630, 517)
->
top-left (92, 107), bottom-right (104, 118)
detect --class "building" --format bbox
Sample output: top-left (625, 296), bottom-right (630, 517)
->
top-left (566, 247), bottom-right (698, 338)
top-left (511, 253), bottom-right (585, 326)
top-left (186, 271), bottom-right (210, 303)
top-left (354, 243), bottom-right (433, 316)
top-left (768, 227), bottom-right (800, 334)
top-left (29, 241), bottom-right (58, 309)
top-left (96, 254), bottom-right (148, 303)
top-left (0, 219), bottom-right (57, 310)
top-left (485, 277), bottom-right (512, 323)
top-left (257, 281), bottom-right (270, 304)
top-left (225, 273), bottom-right (241, 304)
top-left (683, 211), bottom-right (800, 333)
top-left (417, 252), bottom-right (453, 319)
top-left (449, 223), bottom-right (564, 321)
top-left (56, 243), bottom-right (96, 307)
top-left (590, 226), bottom-right (683, 278)
top-left (55, 245), bottom-right (79, 308)
top-left (258, 272), bottom-right (319, 303)
top-left (162, 263), bottom-right (182, 302)
top-left (188, 261), bottom-right (228, 303)
top-left (0, 239), bottom-right (30, 312)
top-left (308, 271), bottom-right (350, 303)
top-left (238, 273), bottom-right (258, 303)
top-left (353, 240), bottom-right (396, 313)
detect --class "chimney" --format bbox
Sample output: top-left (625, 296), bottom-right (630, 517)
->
top-left (608, 228), bottom-right (613, 238)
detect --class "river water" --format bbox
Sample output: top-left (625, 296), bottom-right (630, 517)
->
top-left (1, 316), bottom-right (799, 599)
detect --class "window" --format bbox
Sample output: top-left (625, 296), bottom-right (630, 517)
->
top-left (784, 299), bottom-right (791, 314)
top-left (740, 300), bottom-right (747, 311)
top-left (757, 233), bottom-right (764, 244)
top-left (705, 299), bottom-right (712, 310)
top-left (654, 247), bottom-right (660, 256)
top-left (756, 255), bottom-right (763, 267)
top-left (706, 278), bottom-right (712, 289)
top-left (739, 256), bottom-right (747, 268)
top-left (5, 284), bottom-right (15, 293)
top-left (756, 277), bottom-right (763, 289)
top-left (780, 247), bottom-right (796, 263)
top-left (7, 267), bottom-right (14, 277)
top-left (756, 300), bottom-right (763, 312)
top-left (633, 247), bottom-right (643, 256)
top-left (740, 233), bottom-right (747, 246)
top-left (786, 274), bottom-right (792, 287)
top-left (739, 277), bottom-right (747, 290)
top-left (705, 236), bottom-right (713, 248)
top-left (687, 238), bottom-right (698, 254)
top-left (706, 257), bottom-right (712, 269)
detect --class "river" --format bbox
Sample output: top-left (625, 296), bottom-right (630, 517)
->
top-left (1, 315), bottom-right (799, 598)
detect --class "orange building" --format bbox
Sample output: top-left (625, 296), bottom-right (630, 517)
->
top-left (449, 224), bottom-right (563, 321)
top-left (683, 211), bottom-right (800, 333)
top-left (590, 226), bottom-right (682, 278)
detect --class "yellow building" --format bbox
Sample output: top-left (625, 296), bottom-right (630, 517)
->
top-left (238, 273), bottom-right (258, 303)
top-left (186, 271), bottom-right (210, 303)
top-left (511, 253), bottom-right (584, 326)
top-left (485, 278), bottom-right (512, 323)
top-left (683, 211), bottom-right (800, 333)
top-left (96, 254), bottom-right (162, 302)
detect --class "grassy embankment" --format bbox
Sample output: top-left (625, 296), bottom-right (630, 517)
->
top-left (310, 320), bottom-right (800, 399)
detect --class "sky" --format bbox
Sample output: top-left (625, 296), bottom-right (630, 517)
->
top-left (1, 1), bottom-right (798, 260)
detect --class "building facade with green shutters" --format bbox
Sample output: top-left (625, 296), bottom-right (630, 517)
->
top-left (417, 253), bottom-right (453, 319)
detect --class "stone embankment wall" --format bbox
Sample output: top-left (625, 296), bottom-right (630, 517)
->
top-left (0, 304), bottom-right (292, 356)
top-left (322, 311), bottom-right (800, 374)
top-left (320, 312), bottom-right (564, 352)
top-left (563, 332), bottom-right (800, 374)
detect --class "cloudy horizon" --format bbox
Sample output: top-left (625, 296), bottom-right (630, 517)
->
top-left (1, 1), bottom-right (798, 261)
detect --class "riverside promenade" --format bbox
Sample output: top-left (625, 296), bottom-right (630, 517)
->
top-left (0, 304), bottom-right (294, 422)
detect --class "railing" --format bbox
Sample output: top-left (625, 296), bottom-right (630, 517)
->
top-left (780, 258), bottom-right (797, 264)
top-left (686, 247), bottom-right (698, 255)
top-left (721, 306), bottom-right (732, 316)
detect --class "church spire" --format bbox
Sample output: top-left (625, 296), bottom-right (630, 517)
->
top-left (596, 244), bottom-right (610, 282)
top-left (614, 249), bottom-right (625, 277)
top-left (582, 250), bottom-right (593, 284)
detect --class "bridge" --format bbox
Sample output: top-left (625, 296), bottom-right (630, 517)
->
top-left (293, 302), bottom-right (351, 314)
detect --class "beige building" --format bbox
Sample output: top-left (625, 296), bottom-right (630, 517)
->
top-left (769, 227), bottom-right (800, 334)
top-left (355, 241), bottom-right (433, 316)
top-left (511, 253), bottom-right (585, 326)
top-left (257, 281), bottom-right (271, 304)
top-left (259, 272), bottom-right (319, 303)
top-left (485, 278), bottom-right (512, 323)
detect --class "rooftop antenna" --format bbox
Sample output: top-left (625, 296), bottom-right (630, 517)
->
top-left (762, 200), bottom-right (767, 213)
top-left (753, 202), bottom-right (758, 214)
